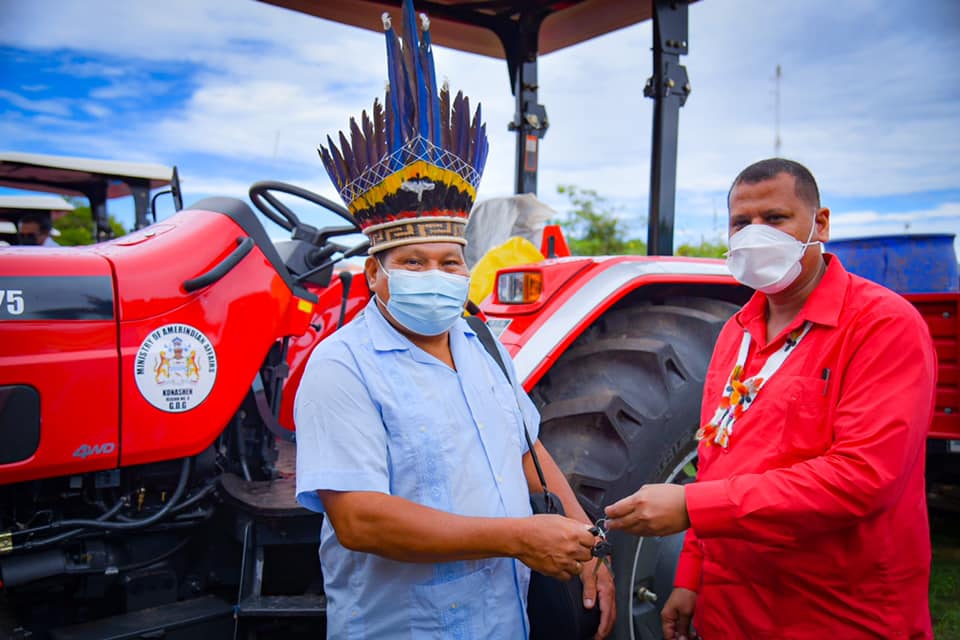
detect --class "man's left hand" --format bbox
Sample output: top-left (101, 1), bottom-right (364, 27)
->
top-left (603, 484), bottom-right (690, 536)
top-left (580, 556), bottom-right (616, 639)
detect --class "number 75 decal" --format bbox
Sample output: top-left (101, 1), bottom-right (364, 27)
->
top-left (0, 290), bottom-right (25, 315)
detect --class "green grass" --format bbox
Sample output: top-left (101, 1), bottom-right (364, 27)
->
top-left (931, 509), bottom-right (960, 640)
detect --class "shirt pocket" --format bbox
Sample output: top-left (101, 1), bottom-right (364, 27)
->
top-left (776, 375), bottom-right (832, 457)
top-left (383, 402), bottom-right (457, 510)
top-left (487, 377), bottom-right (525, 448)
top-left (408, 566), bottom-right (492, 640)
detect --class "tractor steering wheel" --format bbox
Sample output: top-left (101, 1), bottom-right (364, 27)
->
top-left (249, 181), bottom-right (356, 233)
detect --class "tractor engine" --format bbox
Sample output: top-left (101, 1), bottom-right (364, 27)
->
top-left (0, 454), bottom-right (231, 628)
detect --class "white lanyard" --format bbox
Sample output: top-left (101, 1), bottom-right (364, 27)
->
top-left (696, 321), bottom-right (813, 449)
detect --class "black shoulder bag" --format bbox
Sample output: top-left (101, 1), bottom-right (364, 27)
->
top-left (466, 316), bottom-right (601, 640)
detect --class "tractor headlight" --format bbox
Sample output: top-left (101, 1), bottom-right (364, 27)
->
top-left (496, 271), bottom-right (542, 304)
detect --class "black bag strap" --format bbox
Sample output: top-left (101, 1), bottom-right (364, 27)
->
top-left (466, 316), bottom-right (550, 497)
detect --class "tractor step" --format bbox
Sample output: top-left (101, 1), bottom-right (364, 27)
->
top-left (236, 594), bottom-right (327, 617)
top-left (49, 595), bottom-right (233, 640)
top-left (220, 472), bottom-right (308, 517)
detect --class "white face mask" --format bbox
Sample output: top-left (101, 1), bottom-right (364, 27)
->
top-left (726, 216), bottom-right (820, 294)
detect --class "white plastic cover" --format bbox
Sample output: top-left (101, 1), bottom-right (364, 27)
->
top-left (464, 193), bottom-right (555, 268)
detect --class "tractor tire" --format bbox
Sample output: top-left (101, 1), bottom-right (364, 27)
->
top-left (530, 297), bottom-right (739, 640)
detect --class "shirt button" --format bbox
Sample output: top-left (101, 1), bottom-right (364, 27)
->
top-left (419, 426), bottom-right (426, 432)
top-left (478, 422), bottom-right (485, 430)
top-left (450, 603), bottom-right (458, 609)
top-left (496, 475), bottom-right (503, 483)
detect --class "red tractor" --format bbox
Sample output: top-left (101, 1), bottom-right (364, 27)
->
top-left (0, 164), bottom-right (375, 638)
top-left (1, 2), bottom-right (957, 639)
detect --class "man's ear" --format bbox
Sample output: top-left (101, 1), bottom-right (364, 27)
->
top-left (816, 207), bottom-right (831, 243)
top-left (364, 256), bottom-right (380, 289)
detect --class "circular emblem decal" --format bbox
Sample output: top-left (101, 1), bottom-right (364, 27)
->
top-left (134, 324), bottom-right (218, 413)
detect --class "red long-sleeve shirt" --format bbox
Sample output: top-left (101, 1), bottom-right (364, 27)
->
top-left (677, 255), bottom-right (936, 639)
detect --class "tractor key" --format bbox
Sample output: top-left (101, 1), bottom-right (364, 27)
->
top-left (590, 517), bottom-right (614, 577)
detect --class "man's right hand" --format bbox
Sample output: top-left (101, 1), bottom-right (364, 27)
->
top-left (516, 514), bottom-right (596, 580)
top-left (661, 587), bottom-right (697, 640)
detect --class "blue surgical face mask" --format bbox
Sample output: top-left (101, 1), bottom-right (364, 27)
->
top-left (377, 260), bottom-right (469, 336)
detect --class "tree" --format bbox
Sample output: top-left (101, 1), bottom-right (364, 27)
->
top-left (55, 201), bottom-right (127, 246)
top-left (554, 185), bottom-right (645, 256)
top-left (676, 237), bottom-right (728, 258)
top-left (554, 185), bottom-right (729, 258)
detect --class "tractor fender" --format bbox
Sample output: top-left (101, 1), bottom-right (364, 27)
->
top-left (487, 257), bottom-right (737, 389)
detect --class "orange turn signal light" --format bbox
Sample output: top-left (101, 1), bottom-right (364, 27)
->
top-left (496, 271), bottom-right (543, 304)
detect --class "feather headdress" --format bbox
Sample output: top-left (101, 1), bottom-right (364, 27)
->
top-left (318, 0), bottom-right (489, 253)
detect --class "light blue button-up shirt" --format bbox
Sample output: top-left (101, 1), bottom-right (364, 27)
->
top-left (294, 299), bottom-right (540, 639)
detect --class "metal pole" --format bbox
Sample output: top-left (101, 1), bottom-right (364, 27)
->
top-left (499, 10), bottom-right (549, 196)
top-left (645, 0), bottom-right (690, 256)
top-left (81, 182), bottom-right (112, 242)
top-left (512, 58), bottom-right (547, 195)
top-left (125, 178), bottom-right (152, 230)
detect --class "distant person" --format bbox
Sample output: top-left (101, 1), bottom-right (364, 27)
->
top-left (19, 213), bottom-right (59, 247)
top-left (603, 158), bottom-right (937, 639)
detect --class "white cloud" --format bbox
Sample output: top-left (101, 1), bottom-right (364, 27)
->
top-left (90, 82), bottom-right (163, 101)
top-left (79, 102), bottom-right (111, 118)
top-left (831, 202), bottom-right (960, 236)
top-left (2, 0), bottom-right (958, 253)
top-left (54, 59), bottom-right (127, 79)
top-left (0, 89), bottom-right (71, 116)
top-left (673, 0), bottom-right (960, 199)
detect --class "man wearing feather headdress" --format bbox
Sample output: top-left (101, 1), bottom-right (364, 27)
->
top-left (293, 1), bottom-right (615, 637)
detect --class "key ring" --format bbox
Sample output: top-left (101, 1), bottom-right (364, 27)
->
top-left (589, 517), bottom-right (609, 539)
top-left (590, 517), bottom-right (613, 560)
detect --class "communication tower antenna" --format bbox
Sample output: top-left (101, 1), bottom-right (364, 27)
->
top-left (774, 64), bottom-right (782, 157)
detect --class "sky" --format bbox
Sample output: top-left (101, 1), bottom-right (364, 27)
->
top-left (1, 0), bottom-right (959, 255)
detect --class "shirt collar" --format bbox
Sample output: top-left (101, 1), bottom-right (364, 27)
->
top-left (363, 297), bottom-right (476, 353)
top-left (737, 253), bottom-right (849, 343)
top-left (797, 253), bottom-right (848, 328)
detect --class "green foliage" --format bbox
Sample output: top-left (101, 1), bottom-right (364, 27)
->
top-left (931, 511), bottom-right (960, 640)
top-left (554, 185), bottom-right (729, 258)
top-left (554, 185), bottom-right (645, 256)
top-left (676, 237), bottom-right (728, 258)
top-left (55, 203), bottom-right (126, 246)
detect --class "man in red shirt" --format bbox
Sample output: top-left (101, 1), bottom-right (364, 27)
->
top-left (604, 158), bottom-right (936, 639)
